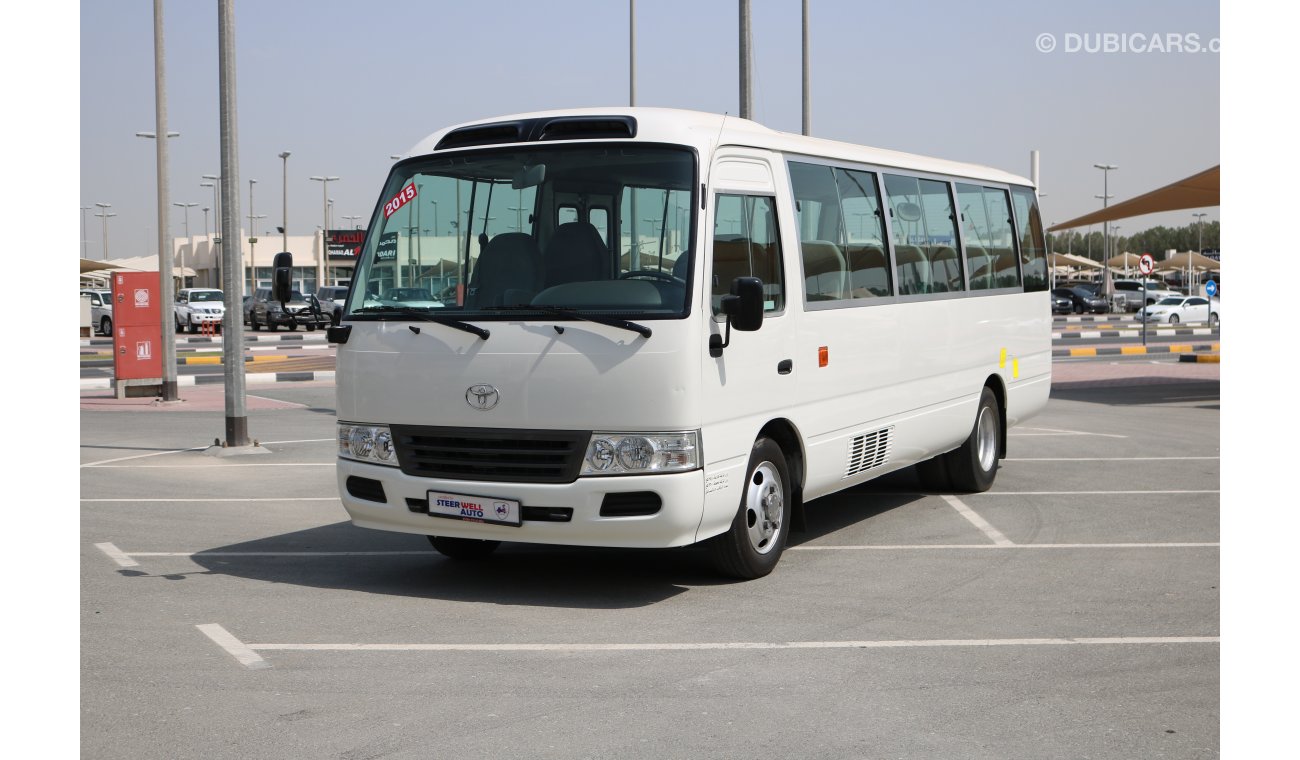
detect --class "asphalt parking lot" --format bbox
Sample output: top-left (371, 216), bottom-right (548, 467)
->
top-left (79, 363), bottom-right (1220, 759)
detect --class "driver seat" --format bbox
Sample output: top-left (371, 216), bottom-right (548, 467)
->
top-left (544, 221), bottom-right (610, 287)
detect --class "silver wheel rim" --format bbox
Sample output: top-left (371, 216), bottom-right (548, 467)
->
top-left (745, 461), bottom-right (783, 554)
top-left (976, 406), bottom-right (998, 472)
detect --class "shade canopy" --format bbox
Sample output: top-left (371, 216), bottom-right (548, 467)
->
top-left (80, 258), bottom-right (124, 274)
top-left (1106, 252), bottom-right (1143, 268)
top-left (1047, 165), bottom-right (1219, 232)
top-left (1156, 250), bottom-right (1221, 273)
top-left (1048, 252), bottom-right (1103, 269)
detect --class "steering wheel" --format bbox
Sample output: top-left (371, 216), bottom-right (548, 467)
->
top-left (619, 269), bottom-right (685, 286)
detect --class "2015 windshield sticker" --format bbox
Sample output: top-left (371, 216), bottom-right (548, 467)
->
top-left (383, 182), bottom-right (417, 219)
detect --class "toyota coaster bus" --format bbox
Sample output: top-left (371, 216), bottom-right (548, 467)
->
top-left (272, 107), bottom-right (1051, 579)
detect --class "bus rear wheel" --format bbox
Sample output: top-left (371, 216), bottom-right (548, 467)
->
top-left (427, 535), bottom-right (500, 560)
top-left (707, 437), bottom-right (790, 579)
top-left (944, 386), bottom-right (1001, 493)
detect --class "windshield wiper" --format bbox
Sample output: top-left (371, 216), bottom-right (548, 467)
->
top-left (489, 305), bottom-right (652, 339)
top-left (353, 305), bottom-right (489, 340)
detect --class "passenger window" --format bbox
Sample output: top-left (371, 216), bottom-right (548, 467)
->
top-left (712, 194), bottom-right (784, 315)
top-left (957, 184), bottom-right (1019, 290)
top-left (558, 206), bottom-right (578, 225)
top-left (884, 175), bottom-right (963, 294)
top-left (788, 162), bottom-right (891, 303)
top-left (1010, 186), bottom-right (1048, 292)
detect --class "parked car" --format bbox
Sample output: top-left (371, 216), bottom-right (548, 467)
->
top-left (380, 287), bottom-right (443, 309)
top-left (174, 288), bottom-right (226, 333)
top-left (315, 285), bottom-right (350, 325)
top-left (1051, 287), bottom-right (1108, 314)
top-left (246, 287), bottom-right (331, 331)
top-left (1051, 291), bottom-right (1073, 314)
top-left (1136, 296), bottom-right (1220, 326)
top-left (1112, 279), bottom-right (1181, 311)
top-left (81, 289), bottom-right (114, 336)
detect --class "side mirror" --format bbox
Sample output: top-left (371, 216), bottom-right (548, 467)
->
top-left (709, 276), bottom-right (764, 358)
top-left (723, 276), bottom-right (764, 331)
top-left (271, 252), bottom-right (293, 305)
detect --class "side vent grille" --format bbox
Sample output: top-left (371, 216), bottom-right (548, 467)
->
top-left (845, 427), bottom-right (893, 477)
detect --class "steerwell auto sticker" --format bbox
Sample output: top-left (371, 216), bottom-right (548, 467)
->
top-left (383, 182), bottom-right (417, 219)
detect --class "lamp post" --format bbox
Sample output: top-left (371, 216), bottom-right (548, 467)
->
top-left (342, 214), bottom-right (362, 228)
top-left (1192, 213), bottom-right (1207, 293)
top-left (172, 202), bottom-right (197, 287)
top-left (202, 175), bottom-right (222, 283)
top-left (248, 178), bottom-right (259, 291)
top-left (201, 206), bottom-right (210, 284)
top-left (81, 206), bottom-right (92, 260)
top-left (310, 176), bottom-right (339, 289)
top-left (278, 151), bottom-right (290, 254)
top-left (94, 202), bottom-right (114, 260)
top-left (1093, 163), bottom-right (1118, 298)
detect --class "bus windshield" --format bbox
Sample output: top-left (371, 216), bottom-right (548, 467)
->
top-left (349, 144), bottom-right (696, 320)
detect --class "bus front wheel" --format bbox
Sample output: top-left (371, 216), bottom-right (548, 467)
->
top-left (428, 535), bottom-right (500, 560)
top-left (707, 437), bottom-right (791, 580)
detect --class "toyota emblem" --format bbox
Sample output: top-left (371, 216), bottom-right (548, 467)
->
top-left (466, 384), bottom-right (500, 411)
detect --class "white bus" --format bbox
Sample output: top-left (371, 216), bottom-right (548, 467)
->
top-left (275, 107), bottom-right (1051, 579)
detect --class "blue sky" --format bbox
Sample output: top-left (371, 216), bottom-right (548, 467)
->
top-left (78, 0), bottom-right (1219, 260)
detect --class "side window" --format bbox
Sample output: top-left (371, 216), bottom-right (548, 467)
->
top-left (1010, 186), bottom-right (1048, 292)
top-left (590, 208), bottom-right (609, 246)
top-left (712, 193), bottom-right (784, 315)
top-left (957, 184), bottom-right (1019, 290)
top-left (884, 174), bottom-right (963, 294)
top-left (788, 161), bottom-right (892, 303)
top-left (558, 206), bottom-right (578, 226)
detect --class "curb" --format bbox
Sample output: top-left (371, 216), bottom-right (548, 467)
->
top-left (1055, 327), bottom-right (1217, 339)
top-left (79, 371), bottom-right (335, 390)
top-left (81, 334), bottom-right (330, 348)
top-left (80, 355), bottom-right (291, 368)
top-left (1054, 343), bottom-right (1220, 358)
top-left (1178, 353), bottom-right (1221, 363)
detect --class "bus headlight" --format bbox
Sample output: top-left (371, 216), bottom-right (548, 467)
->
top-left (582, 431), bottom-right (700, 476)
top-left (338, 422), bottom-right (400, 466)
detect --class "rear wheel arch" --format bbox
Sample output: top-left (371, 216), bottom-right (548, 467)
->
top-left (984, 374), bottom-right (1009, 458)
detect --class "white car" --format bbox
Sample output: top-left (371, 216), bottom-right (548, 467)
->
top-left (175, 288), bottom-right (227, 333)
top-left (1136, 296), bottom-right (1220, 326)
top-left (81, 289), bottom-right (114, 336)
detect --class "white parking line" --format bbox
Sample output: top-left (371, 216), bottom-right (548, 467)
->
top-left (975, 490), bottom-right (1218, 496)
top-left (1009, 427), bottom-right (1127, 439)
top-left (80, 438), bottom-right (333, 468)
top-left (1004, 456), bottom-right (1219, 462)
top-left (94, 542), bottom-right (139, 567)
top-left (790, 543), bottom-right (1219, 550)
top-left (199, 627), bottom-right (1218, 669)
top-left (197, 624), bottom-right (270, 669)
top-left (941, 495), bottom-right (1014, 546)
top-left (82, 497), bottom-right (339, 503)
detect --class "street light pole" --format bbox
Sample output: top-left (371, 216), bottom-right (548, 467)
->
top-left (248, 179), bottom-right (257, 291)
top-left (310, 176), bottom-right (339, 289)
top-left (81, 206), bottom-right (92, 260)
top-left (278, 151), bottom-right (290, 254)
top-left (94, 202), bottom-right (114, 260)
top-left (217, 0), bottom-right (250, 446)
top-left (202, 175), bottom-right (221, 283)
top-left (1093, 163), bottom-right (1118, 302)
top-left (172, 202), bottom-right (197, 287)
top-left (1192, 213), bottom-right (1207, 293)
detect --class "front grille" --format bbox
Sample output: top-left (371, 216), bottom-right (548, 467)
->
top-left (391, 426), bottom-right (590, 483)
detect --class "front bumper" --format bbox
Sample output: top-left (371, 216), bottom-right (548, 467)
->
top-left (337, 459), bottom-right (708, 549)
top-left (267, 310), bottom-right (330, 327)
top-left (189, 312), bottom-right (224, 324)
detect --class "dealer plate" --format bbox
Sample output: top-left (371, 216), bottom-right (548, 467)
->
top-left (426, 491), bottom-right (522, 527)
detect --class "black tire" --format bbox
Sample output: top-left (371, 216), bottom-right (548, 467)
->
top-left (1210, 312), bottom-right (1219, 327)
top-left (174, 316), bottom-right (184, 333)
top-left (1169, 314), bottom-right (1179, 325)
top-left (428, 535), bottom-right (500, 560)
top-left (1072, 303), bottom-right (1083, 314)
top-left (187, 316), bottom-right (198, 334)
top-left (250, 313), bottom-right (260, 331)
top-left (266, 319), bottom-right (277, 332)
top-left (287, 323), bottom-right (298, 331)
top-left (99, 316), bottom-right (112, 336)
top-left (306, 323), bottom-right (316, 331)
top-left (944, 386), bottom-right (1001, 493)
top-left (707, 437), bottom-right (791, 580)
